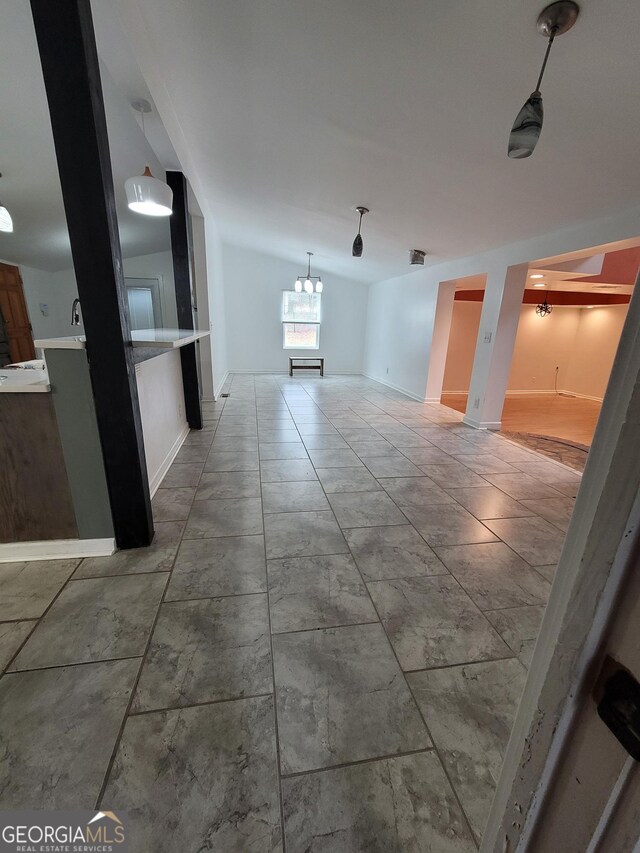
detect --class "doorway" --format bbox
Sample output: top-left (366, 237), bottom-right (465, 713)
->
top-left (0, 262), bottom-right (36, 365)
top-left (439, 277), bottom-right (485, 411)
top-left (125, 277), bottom-right (164, 331)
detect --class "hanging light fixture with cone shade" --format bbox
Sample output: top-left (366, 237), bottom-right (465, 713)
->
top-left (0, 174), bottom-right (13, 233)
top-left (351, 206), bottom-right (369, 257)
top-left (508, 1), bottom-right (580, 159)
top-left (294, 252), bottom-right (323, 293)
top-left (125, 100), bottom-right (173, 216)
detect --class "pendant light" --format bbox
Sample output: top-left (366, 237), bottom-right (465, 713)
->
top-left (536, 297), bottom-right (553, 317)
top-left (295, 252), bottom-right (323, 293)
top-left (0, 174), bottom-right (13, 233)
top-left (508, 1), bottom-right (579, 159)
top-left (352, 206), bottom-right (369, 257)
top-left (125, 100), bottom-right (173, 216)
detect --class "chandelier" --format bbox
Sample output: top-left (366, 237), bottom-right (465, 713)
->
top-left (536, 298), bottom-right (553, 317)
top-left (295, 252), bottom-right (323, 293)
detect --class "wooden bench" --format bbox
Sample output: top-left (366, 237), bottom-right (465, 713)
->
top-left (289, 357), bottom-right (324, 377)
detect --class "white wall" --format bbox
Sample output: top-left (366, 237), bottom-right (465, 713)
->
top-left (442, 300), bottom-right (628, 401)
top-left (15, 263), bottom-right (80, 340)
top-left (222, 243), bottom-right (368, 374)
top-left (123, 250), bottom-right (178, 328)
top-left (205, 219), bottom-right (228, 395)
top-left (364, 205), bottom-right (640, 402)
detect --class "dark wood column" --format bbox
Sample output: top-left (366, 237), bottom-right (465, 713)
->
top-left (30, 0), bottom-right (154, 548)
top-left (167, 170), bottom-right (202, 429)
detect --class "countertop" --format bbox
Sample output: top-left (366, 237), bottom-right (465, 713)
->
top-left (34, 328), bottom-right (211, 351)
top-left (0, 367), bottom-right (50, 393)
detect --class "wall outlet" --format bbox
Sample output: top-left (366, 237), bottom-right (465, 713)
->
top-left (473, 397), bottom-right (480, 409)
top-left (484, 331), bottom-right (492, 343)
top-left (386, 367), bottom-right (389, 374)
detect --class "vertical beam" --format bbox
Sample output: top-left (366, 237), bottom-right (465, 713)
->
top-left (30, 0), bottom-right (153, 548)
top-left (424, 281), bottom-right (456, 402)
top-left (167, 171), bottom-right (202, 429)
top-left (463, 263), bottom-right (528, 429)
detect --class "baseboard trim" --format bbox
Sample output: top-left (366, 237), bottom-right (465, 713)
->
top-left (214, 371), bottom-right (230, 400)
top-left (227, 368), bottom-right (362, 376)
top-left (148, 424), bottom-right (190, 497)
top-left (362, 373), bottom-right (426, 402)
top-left (0, 538), bottom-right (116, 563)
top-left (462, 415), bottom-right (501, 431)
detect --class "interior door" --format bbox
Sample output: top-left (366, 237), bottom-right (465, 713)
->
top-left (125, 277), bottom-right (163, 331)
top-left (0, 262), bottom-right (36, 363)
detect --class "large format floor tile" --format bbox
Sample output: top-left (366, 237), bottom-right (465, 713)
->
top-left (262, 480), bottom-right (329, 513)
top-left (204, 450), bottom-right (260, 472)
top-left (282, 752), bottom-right (475, 853)
top-left (445, 486), bottom-right (534, 520)
top-left (0, 659), bottom-right (138, 808)
top-left (486, 604), bottom-right (546, 667)
top-left (102, 696), bottom-right (282, 852)
top-left (367, 575), bottom-right (512, 671)
top-left (315, 466), bottom-right (382, 493)
top-left (268, 554), bottom-right (377, 633)
top-left (379, 476), bottom-right (454, 508)
top-left (75, 521), bottom-right (183, 578)
top-left (0, 620), bottom-right (35, 671)
top-left (520, 496), bottom-right (576, 532)
top-left (483, 516), bottom-right (566, 566)
top-left (152, 487), bottom-right (195, 521)
top-left (328, 491), bottom-right (407, 528)
top-left (195, 470), bottom-right (261, 499)
top-left (260, 458), bottom-right (318, 482)
top-left (402, 504), bottom-right (498, 547)
top-left (166, 535), bottom-right (267, 599)
top-left (10, 573), bottom-right (167, 670)
top-left (132, 594), bottom-right (271, 711)
top-left (0, 559), bottom-right (79, 620)
top-left (409, 659), bottom-right (527, 842)
top-left (435, 542), bottom-right (551, 610)
top-left (344, 525), bottom-right (447, 581)
top-left (264, 511), bottom-right (348, 559)
top-left (184, 497), bottom-right (264, 538)
top-left (483, 472), bottom-right (565, 500)
top-left (273, 623), bottom-right (430, 773)
top-left (418, 463), bottom-right (488, 489)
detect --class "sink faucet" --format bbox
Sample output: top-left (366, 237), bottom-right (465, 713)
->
top-left (71, 298), bottom-right (81, 326)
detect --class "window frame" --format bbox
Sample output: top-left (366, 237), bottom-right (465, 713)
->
top-left (281, 290), bottom-right (321, 351)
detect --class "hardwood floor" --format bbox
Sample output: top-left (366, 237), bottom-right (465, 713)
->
top-left (441, 392), bottom-right (601, 447)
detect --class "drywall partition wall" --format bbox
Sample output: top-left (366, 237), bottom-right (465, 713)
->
top-left (363, 268), bottom-right (438, 400)
top-left (18, 263), bottom-right (80, 340)
top-left (442, 301), bottom-right (484, 393)
top-left (205, 218), bottom-right (228, 395)
top-left (222, 243), bottom-right (368, 374)
top-left (509, 306), bottom-right (580, 393)
top-left (563, 304), bottom-right (629, 400)
top-left (122, 250), bottom-right (178, 329)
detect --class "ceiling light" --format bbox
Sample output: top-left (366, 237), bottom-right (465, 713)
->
top-left (352, 206), bottom-right (369, 257)
top-left (587, 305), bottom-right (594, 308)
top-left (530, 274), bottom-right (544, 279)
top-left (536, 298), bottom-right (553, 317)
top-left (508, 1), bottom-right (580, 159)
top-left (296, 252), bottom-right (324, 294)
top-left (533, 282), bottom-right (546, 287)
top-left (0, 173), bottom-right (13, 233)
top-left (410, 249), bottom-right (427, 265)
top-left (125, 100), bottom-right (173, 217)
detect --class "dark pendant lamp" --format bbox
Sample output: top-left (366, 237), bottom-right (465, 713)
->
top-left (536, 298), bottom-right (553, 317)
top-left (508, 1), bottom-right (579, 159)
top-left (352, 206), bottom-right (369, 257)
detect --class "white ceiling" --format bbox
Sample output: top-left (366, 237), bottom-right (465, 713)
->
top-left (0, 1), bottom-right (175, 271)
top-left (112, 0), bottom-right (640, 283)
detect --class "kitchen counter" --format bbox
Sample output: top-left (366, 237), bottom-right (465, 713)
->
top-left (0, 367), bottom-right (50, 393)
top-left (34, 328), bottom-right (210, 350)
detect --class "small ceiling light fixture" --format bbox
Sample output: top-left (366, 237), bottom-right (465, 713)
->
top-left (0, 173), bottom-right (13, 233)
top-left (536, 297), bottom-right (553, 317)
top-left (508, 1), bottom-right (580, 159)
top-left (533, 282), bottom-right (546, 287)
top-left (295, 252), bottom-right (323, 294)
top-left (352, 206), bottom-right (369, 257)
top-left (410, 249), bottom-right (427, 266)
top-left (125, 99), bottom-right (173, 217)
top-left (530, 274), bottom-right (544, 279)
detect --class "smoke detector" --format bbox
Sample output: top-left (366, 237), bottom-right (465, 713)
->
top-left (410, 249), bottom-right (426, 265)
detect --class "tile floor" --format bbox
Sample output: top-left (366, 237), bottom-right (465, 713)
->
top-left (0, 373), bottom-right (581, 850)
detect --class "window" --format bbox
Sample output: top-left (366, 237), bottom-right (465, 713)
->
top-left (282, 291), bottom-right (321, 349)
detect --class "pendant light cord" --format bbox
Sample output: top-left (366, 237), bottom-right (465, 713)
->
top-left (535, 30), bottom-right (557, 92)
top-left (357, 210), bottom-right (363, 236)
